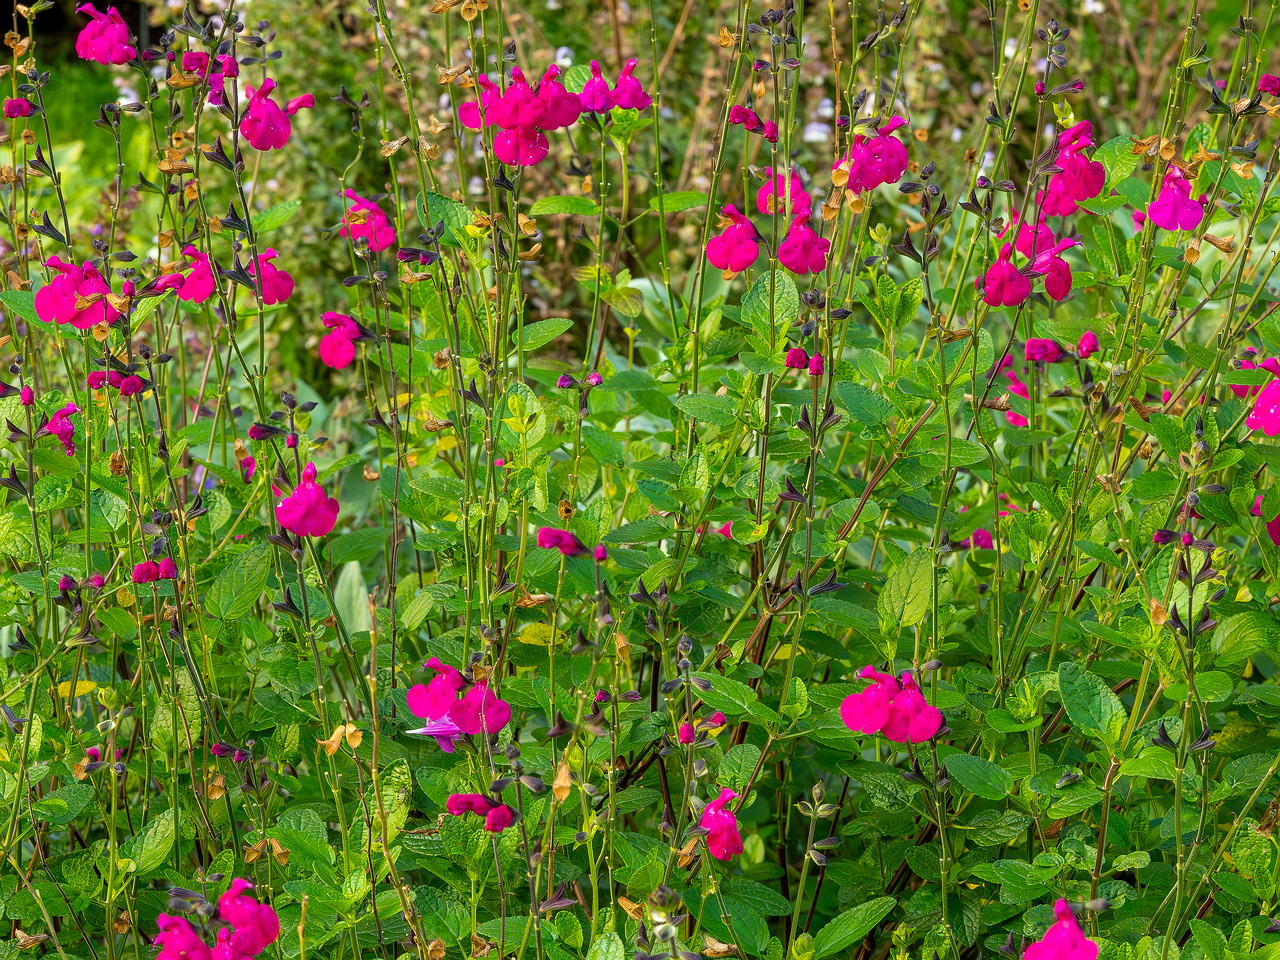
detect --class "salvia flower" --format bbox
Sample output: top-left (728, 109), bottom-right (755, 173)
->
top-left (450, 682), bottom-right (512, 736)
top-left (75, 4), bottom-right (136, 65)
top-left (319, 312), bottom-right (360, 370)
top-left (611, 58), bottom-right (652, 110)
top-left (46, 403), bottom-right (79, 456)
top-left (216, 879), bottom-right (281, 959)
top-left (537, 65), bottom-right (583, 128)
top-left (339, 190), bottom-right (397, 253)
top-left (784, 346), bottom-right (810, 369)
top-left (157, 558), bottom-right (179, 580)
top-left (880, 673), bottom-right (944, 744)
top-left (1031, 237), bottom-right (1079, 302)
top-left (133, 561), bottom-right (160, 584)
top-left (777, 208), bottom-right (830, 276)
top-left (406, 658), bottom-right (465, 721)
top-left (1148, 167), bottom-right (1203, 232)
top-left (1259, 74), bottom-right (1280, 97)
top-left (1023, 901), bottom-right (1098, 960)
top-left (705, 204), bottom-right (760, 274)
top-left (580, 61), bottom-right (614, 112)
top-left (977, 244), bottom-right (1031, 307)
top-left (808, 354), bottom-right (824, 377)
top-left (154, 914), bottom-right (211, 960)
top-left (4, 99), bottom-right (34, 119)
top-left (1025, 339), bottom-right (1063, 363)
top-left (1230, 348), bottom-right (1280, 398)
top-left (36, 257), bottom-right (118, 329)
top-left (241, 79), bottom-right (312, 151)
top-left (1247, 379), bottom-right (1280, 435)
top-left (1041, 121), bottom-right (1104, 216)
top-left (446, 793), bottom-right (515, 833)
top-left (839, 667), bottom-right (899, 734)
top-left (537, 526), bottom-right (589, 556)
top-left (757, 167), bottom-right (810, 216)
top-left (275, 462), bottom-right (339, 538)
top-left (1077, 330), bottom-right (1100, 359)
top-left (700, 787), bottom-right (744, 860)
top-left (250, 249), bottom-right (294, 305)
top-left (1003, 209), bottom-right (1056, 259)
top-left (833, 116), bottom-right (910, 194)
top-left (407, 715), bottom-right (465, 753)
top-left (177, 246), bottom-right (215, 304)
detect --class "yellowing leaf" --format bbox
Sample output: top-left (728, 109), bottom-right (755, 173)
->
top-left (57, 680), bottom-right (97, 698)
top-left (519, 623), bottom-right (562, 646)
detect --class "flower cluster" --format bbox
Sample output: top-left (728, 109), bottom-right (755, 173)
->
top-left (446, 792), bottom-right (516, 833)
top-left (406, 658), bottom-right (512, 746)
top-left (241, 79), bottom-right (314, 152)
top-left (75, 3), bottom-right (136, 65)
top-left (132, 558), bottom-right (179, 583)
top-left (839, 666), bottom-right (943, 744)
top-left (154, 880), bottom-right (279, 960)
top-left (832, 116), bottom-right (910, 196)
top-left (339, 191), bottom-right (397, 253)
top-left (275, 463), bottom-right (340, 538)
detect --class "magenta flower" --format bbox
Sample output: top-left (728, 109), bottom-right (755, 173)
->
top-left (20, 387), bottom-right (33, 405)
top-left (537, 65), bottom-right (583, 128)
top-left (497, 68), bottom-right (548, 129)
top-left (1041, 122), bottom-right (1104, 216)
top-left (762, 121), bottom-right (779, 143)
top-left (593, 543), bottom-right (608, 562)
top-left (4, 99), bottom-right (33, 119)
top-left (180, 51), bottom-right (211, 75)
top-left (784, 346), bottom-right (809, 369)
top-left (158, 557), bottom-right (178, 580)
top-left (44, 402), bottom-right (79, 456)
top-left (87, 371), bottom-right (108, 390)
top-left (880, 673), bottom-right (944, 744)
top-left (1025, 339), bottom-right (1063, 363)
top-left (1147, 167), bottom-right (1203, 232)
top-left (700, 787), bottom-right (744, 860)
top-left (808, 354), bottom-right (824, 377)
top-left (458, 75), bottom-right (502, 130)
top-left (976, 245), bottom-right (1031, 307)
top-left (155, 915), bottom-right (212, 960)
top-left (120, 375), bottom-right (145, 396)
top-left (239, 456), bottom-right (256, 485)
top-left (833, 116), bottom-right (909, 195)
top-left (1260, 74), bottom-right (1280, 96)
top-left (216, 879), bottom-right (280, 959)
top-left (729, 105), bottom-right (760, 128)
top-left (778, 209), bottom-right (830, 276)
top-left (1247, 379), bottom-right (1280, 435)
top-left (407, 715), bottom-right (465, 753)
top-left (485, 805), bottom-right (515, 832)
top-left (494, 126), bottom-right (550, 167)
top-left (319, 312), bottom-right (360, 369)
top-left (75, 4), bottom-right (136, 65)
top-left (972, 528), bottom-right (994, 550)
top-left (406, 658), bottom-right (465, 721)
top-left (678, 723), bottom-right (695, 744)
top-left (450, 682), bottom-right (512, 736)
top-left (241, 79), bottom-right (311, 151)
top-left (1077, 330), bottom-right (1100, 359)
top-left (133, 561), bottom-right (160, 584)
top-left (537, 526), bottom-right (588, 556)
top-left (1002, 209), bottom-right (1055, 259)
top-left (250, 249), bottom-right (294, 305)
top-left (1230, 349), bottom-right (1280, 398)
top-left (446, 793), bottom-right (494, 816)
top-left (35, 256), bottom-right (118, 330)
top-left (580, 61), bottom-right (614, 112)
top-left (612, 58), bottom-right (652, 110)
top-left (585, 371), bottom-right (603, 386)
top-left (177, 246), bottom-right (215, 304)
top-left (1023, 901), bottom-right (1098, 960)
top-left (757, 167), bottom-right (810, 216)
top-left (715, 521), bottom-right (733, 539)
top-left (339, 190), bottom-right (397, 253)
top-left (839, 667), bottom-right (900, 734)
top-left (706, 204), bottom-right (759, 273)
top-left (275, 462), bottom-right (339, 538)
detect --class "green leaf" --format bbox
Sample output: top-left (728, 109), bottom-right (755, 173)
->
top-left (741, 272), bottom-right (800, 336)
top-left (671, 392), bottom-right (738, 427)
top-left (586, 932), bottom-right (624, 960)
top-left (206, 546), bottom-right (272, 620)
top-left (254, 198), bottom-right (303, 234)
top-left (1057, 661), bottom-right (1126, 751)
top-left (119, 806), bottom-right (176, 875)
top-left (836, 381), bottom-right (894, 426)
top-left (529, 195), bottom-right (600, 216)
top-left (1095, 135), bottom-right (1142, 191)
top-left (0, 290), bottom-right (39, 324)
top-left (720, 744), bottom-right (761, 794)
top-left (418, 191), bottom-right (470, 248)
top-left (649, 190), bottom-right (707, 213)
top-left (878, 550), bottom-right (931, 630)
top-left (945, 753), bottom-right (1014, 801)
top-left (811, 897), bottom-right (896, 959)
top-left (518, 318), bottom-right (573, 351)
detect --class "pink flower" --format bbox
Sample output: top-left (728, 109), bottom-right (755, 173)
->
top-left (537, 526), bottom-right (588, 556)
top-left (715, 522), bottom-right (733, 539)
top-left (880, 672), bottom-right (944, 744)
top-left (216, 879), bottom-right (280, 959)
top-left (612, 58), bottom-right (651, 111)
top-left (762, 122), bottom-right (779, 143)
top-left (834, 116), bottom-right (910, 195)
top-left (493, 126), bottom-right (550, 167)
top-left (408, 715), bottom-right (465, 753)
top-left (1041, 123), bottom-right (1104, 216)
top-left (241, 80), bottom-right (293, 151)
top-left (537, 65), bottom-right (583, 128)
top-left (705, 204), bottom-right (759, 273)
top-left (75, 4), bottom-right (136, 65)
top-left (1247, 379), bottom-right (1280, 436)
top-left (88, 371), bottom-right (108, 390)
top-left (1023, 900), bottom-right (1098, 960)
top-left (449, 682), bottom-right (512, 736)
top-left (785, 346), bottom-right (809, 369)
top-left (1260, 75), bottom-right (1280, 97)
top-left (757, 168), bottom-right (810, 216)
top-left (250, 248), bottom-right (294, 305)
top-left (972, 528), bottom-right (994, 550)
top-left (1230, 350), bottom-right (1280, 398)
top-left (1147, 167), bottom-right (1203, 232)
top-left (133, 561), bottom-right (160, 584)
top-left (458, 75), bottom-right (502, 129)
top-left (120, 375), bottom-right (145, 396)
top-left (275, 462), bottom-right (339, 538)
top-left (678, 723), bottom-right (695, 744)
top-left (729, 105), bottom-right (761, 128)
top-left (808, 354), bottom-right (824, 377)
top-left (155, 914), bottom-right (212, 960)
top-left (976, 244), bottom-right (1031, 307)
top-left (496, 68), bottom-right (548, 130)
top-left (700, 787), bottom-right (744, 860)
top-left (1254, 496), bottom-right (1280, 545)
top-left (1132, 209), bottom-right (1147, 230)
top-left (446, 793), bottom-right (494, 816)
top-left (45, 402), bottom-right (79, 456)
top-left (158, 557), bottom-right (178, 580)
top-left (1005, 374), bottom-right (1030, 427)
top-left (580, 61), bottom-right (614, 112)
top-left (839, 667), bottom-right (900, 734)
top-left (1025, 339), bottom-right (1062, 363)
top-left (239, 456), bottom-right (256, 485)
top-left (319, 312), bottom-right (360, 369)
top-left (286, 94), bottom-right (315, 114)
top-left (1077, 330), bottom-right (1099, 359)
top-left (593, 543), bottom-right (608, 562)
top-left (778, 209), bottom-right (830, 276)
top-left (35, 256), bottom-right (118, 330)
top-left (4, 99), bottom-right (33, 119)
top-left (406, 658), bottom-right (465, 721)
top-left (181, 51), bottom-right (211, 75)
top-left (20, 387), bottom-right (33, 405)
top-left (177, 246), bottom-right (216, 304)
top-left (485, 805), bottom-right (515, 832)
top-left (339, 190), bottom-right (397, 253)
top-left (1001, 209), bottom-right (1056, 260)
